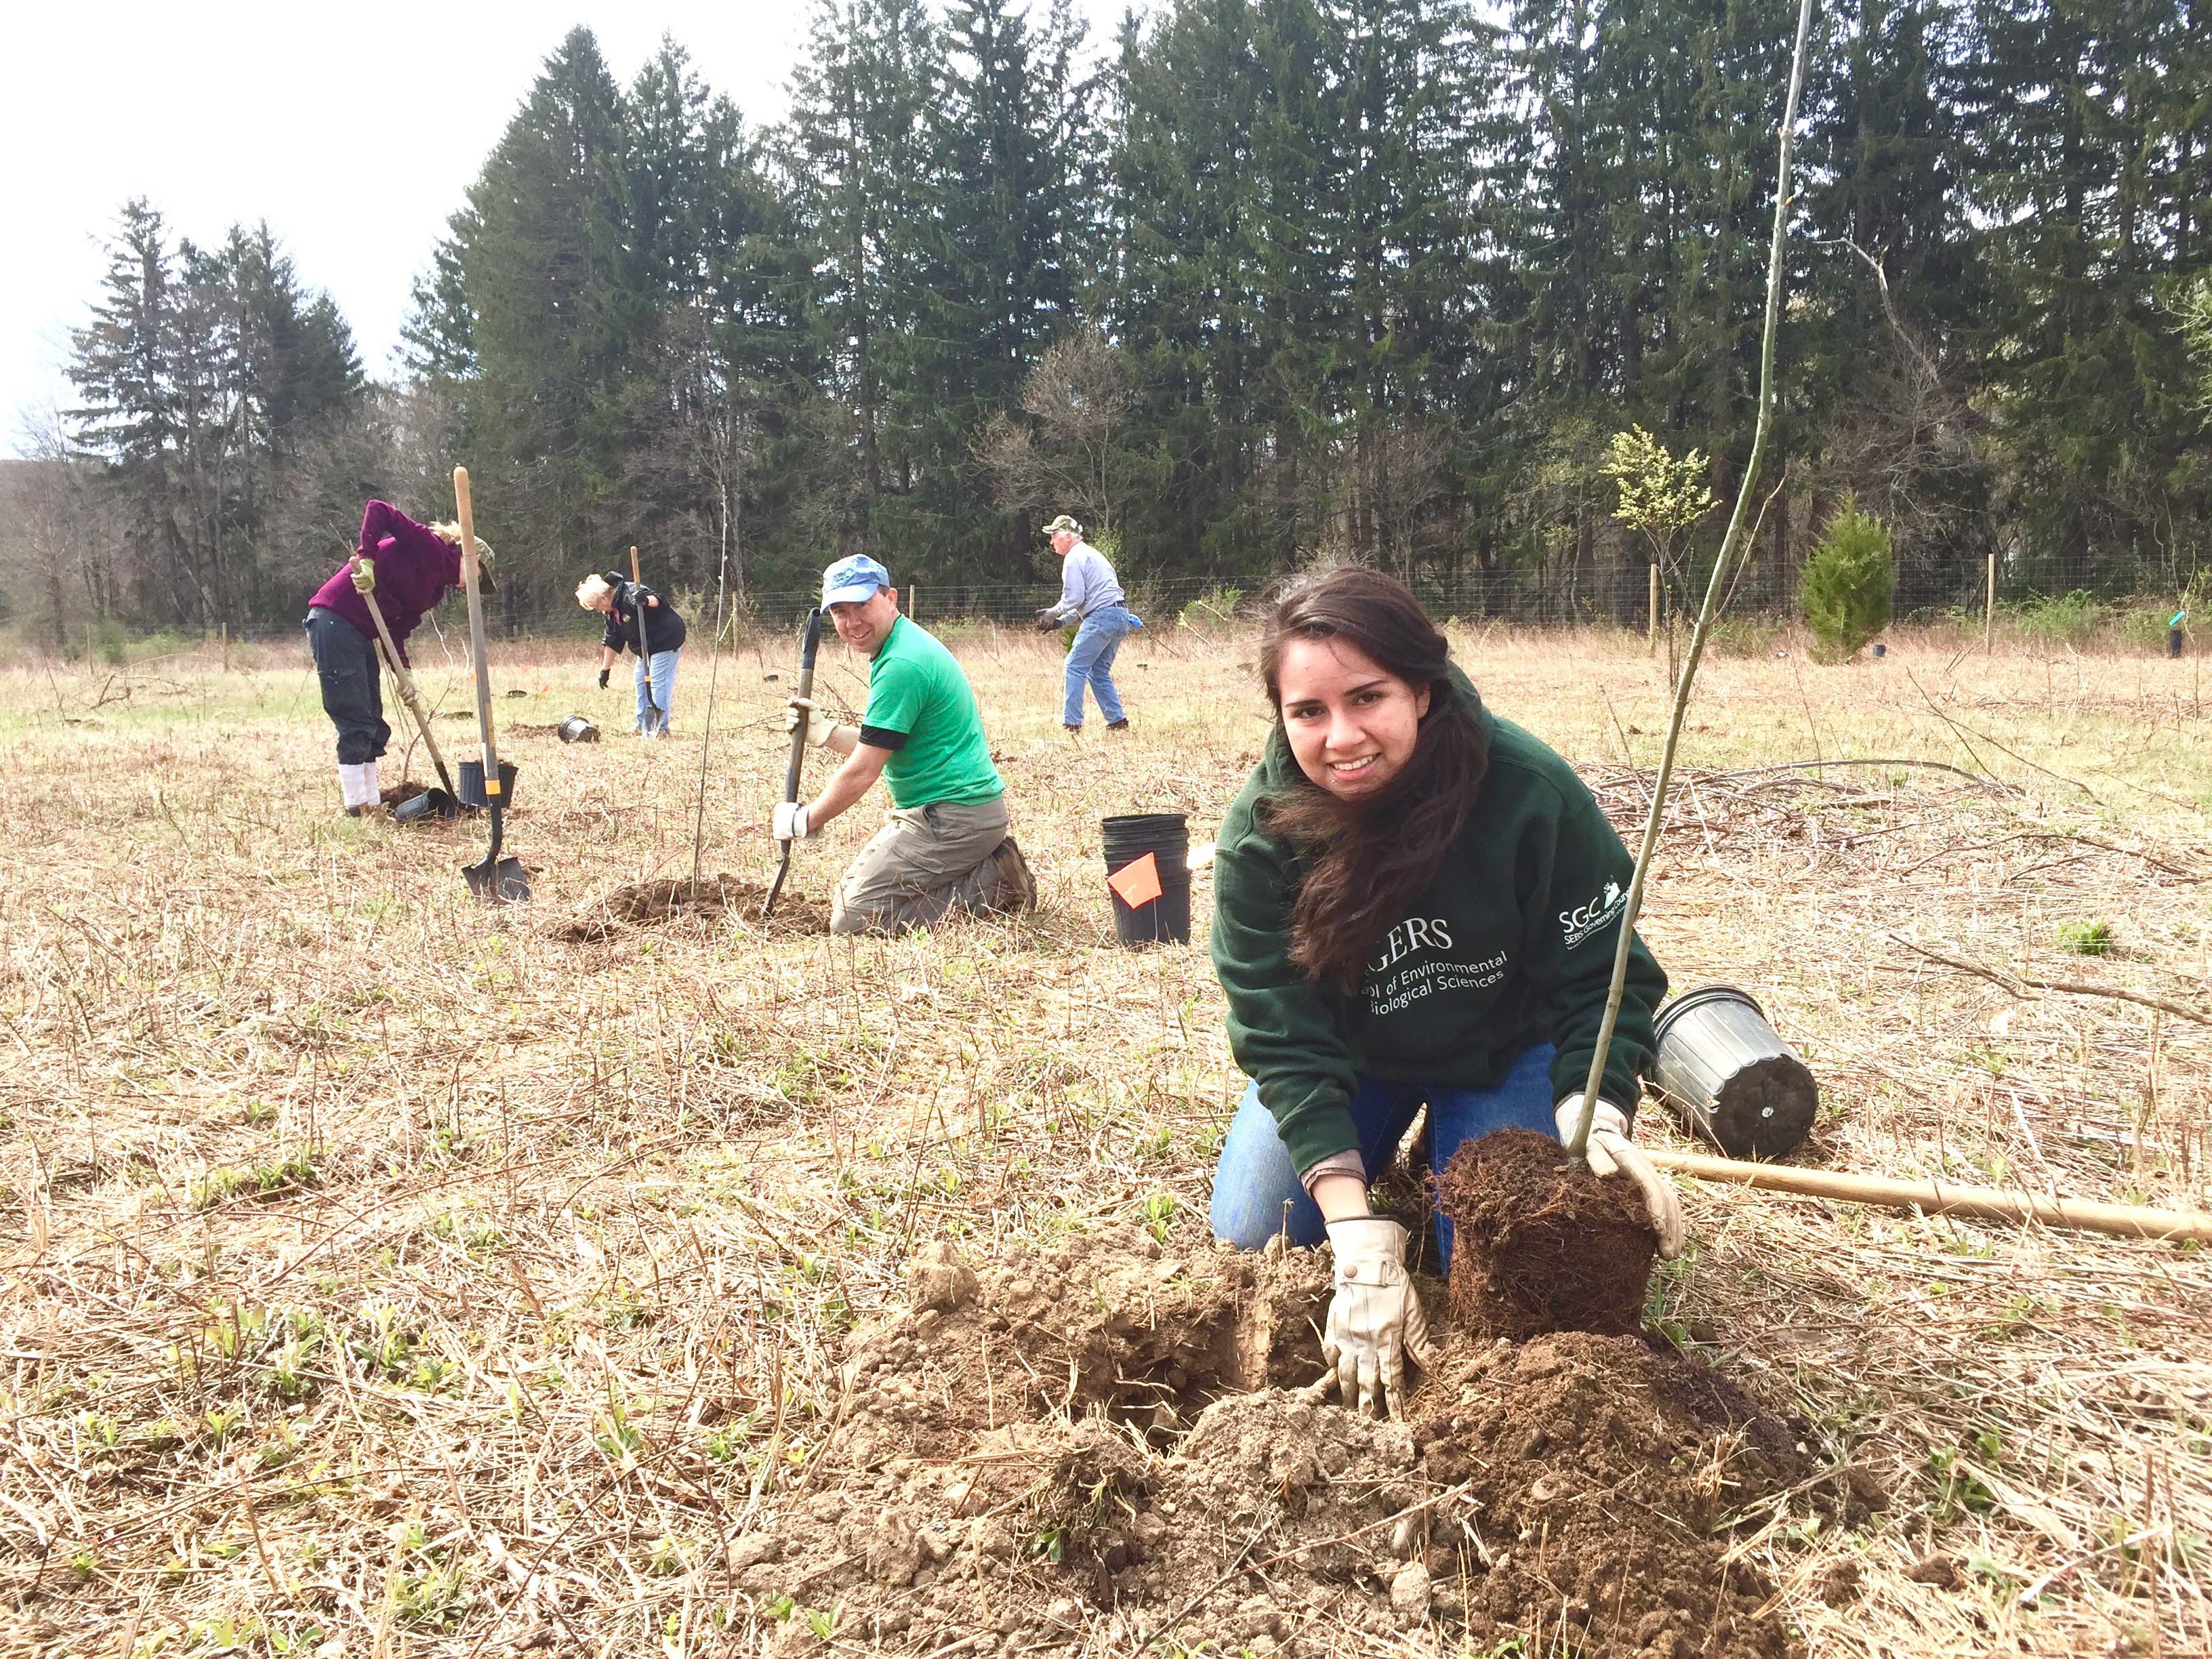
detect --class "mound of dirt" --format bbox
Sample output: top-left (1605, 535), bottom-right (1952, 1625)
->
top-left (758, 1231), bottom-right (1814, 1658)
top-left (1437, 1127), bottom-right (1658, 1337)
top-left (376, 780), bottom-right (430, 808)
top-left (549, 873), bottom-right (832, 942)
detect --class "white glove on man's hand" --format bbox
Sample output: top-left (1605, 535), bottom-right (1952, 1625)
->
top-left (1556, 1094), bottom-right (1684, 1260)
top-left (772, 802), bottom-right (812, 842)
top-left (1307, 1216), bottom-right (1436, 1420)
top-left (784, 696), bottom-right (838, 748)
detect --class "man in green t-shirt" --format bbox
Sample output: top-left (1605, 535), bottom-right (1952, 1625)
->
top-left (777, 555), bottom-right (1036, 935)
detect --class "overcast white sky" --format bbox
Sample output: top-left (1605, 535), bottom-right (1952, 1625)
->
top-left (4, 1), bottom-right (1128, 457)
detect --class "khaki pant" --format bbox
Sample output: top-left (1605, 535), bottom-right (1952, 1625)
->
top-left (832, 796), bottom-right (1023, 936)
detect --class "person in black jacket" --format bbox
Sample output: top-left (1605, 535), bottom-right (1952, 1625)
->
top-left (577, 572), bottom-right (688, 737)
top-left (1209, 567), bottom-right (1681, 1418)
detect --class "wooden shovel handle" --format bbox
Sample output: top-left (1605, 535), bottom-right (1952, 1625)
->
top-left (454, 466), bottom-right (501, 799)
top-left (1645, 1147), bottom-right (2212, 1244)
top-left (350, 556), bottom-right (455, 797)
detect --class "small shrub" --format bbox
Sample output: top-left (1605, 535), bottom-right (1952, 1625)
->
top-left (127, 629), bottom-right (197, 663)
top-left (2013, 590), bottom-right (2102, 647)
top-left (91, 617), bottom-right (128, 666)
top-left (2117, 609), bottom-right (2176, 652)
top-left (1706, 617), bottom-right (1780, 659)
top-left (2055, 918), bottom-right (2112, 956)
top-left (1179, 586), bottom-right (1245, 628)
top-left (1801, 504), bottom-right (1894, 661)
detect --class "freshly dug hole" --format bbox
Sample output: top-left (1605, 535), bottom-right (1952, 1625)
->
top-left (1436, 1126), bottom-right (1657, 1337)
top-left (836, 1231), bottom-right (1331, 1468)
top-left (550, 872), bottom-right (831, 941)
top-left (782, 1232), bottom-right (1811, 1658)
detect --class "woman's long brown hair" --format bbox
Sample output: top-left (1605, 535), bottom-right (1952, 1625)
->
top-left (1256, 569), bottom-right (1489, 989)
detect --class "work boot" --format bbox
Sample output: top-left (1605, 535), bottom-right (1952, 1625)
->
top-left (988, 836), bottom-right (1038, 914)
top-left (1106, 718), bottom-right (1130, 732)
top-left (1063, 724), bottom-right (1082, 735)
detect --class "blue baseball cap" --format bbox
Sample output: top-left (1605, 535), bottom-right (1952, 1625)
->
top-left (821, 554), bottom-right (892, 608)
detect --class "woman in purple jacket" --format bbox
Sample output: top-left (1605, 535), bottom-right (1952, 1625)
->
top-left (306, 501), bottom-right (495, 814)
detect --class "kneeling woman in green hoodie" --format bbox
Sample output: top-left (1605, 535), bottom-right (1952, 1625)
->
top-left (1209, 567), bottom-right (1682, 1418)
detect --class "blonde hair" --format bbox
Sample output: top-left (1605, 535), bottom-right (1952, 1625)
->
top-left (430, 522), bottom-right (495, 564)
top-left (576, 573), bottom-right (614, 611)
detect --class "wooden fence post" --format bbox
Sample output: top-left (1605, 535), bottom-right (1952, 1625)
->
top-left (1984, 551), bottom-right (1996, 653)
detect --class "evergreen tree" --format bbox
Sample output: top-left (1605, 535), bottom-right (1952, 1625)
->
top-left (67, 201), bottom-right (366, 627)
top-left (415, 26), bottom-right (636, 621)
top-left (1107, 0), bottom-right (1282, 576)
top-left (1965, 0), bottom-right (2211, 594)
top-left (785, 0), bottom-right (948, 558)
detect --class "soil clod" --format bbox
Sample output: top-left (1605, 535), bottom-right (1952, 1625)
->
top-left (550, 872), bottom-right (831, 941)
top-left (1436, 1126), bottom-right (1659, 1337)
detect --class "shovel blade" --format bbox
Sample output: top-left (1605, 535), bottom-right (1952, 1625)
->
top-left (464, 802), bottom-right (530, 903)
top-left (464, 855), bottom-right (532, 903)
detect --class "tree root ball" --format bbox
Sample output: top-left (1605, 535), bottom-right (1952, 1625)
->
top-left (1435, 1128), bottom-right (1658, 1338)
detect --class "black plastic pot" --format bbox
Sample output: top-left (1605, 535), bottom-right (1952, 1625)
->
top-left (556, 716), bottom-right (599, 743)
top-left (457, 759), bottom-right (520, 812)
top-left (1650, 983), bottom-right (1820, 1160)
top-left (394, 788), bottom-right (461, 825)
top-left (1101, 812), bottom-right (1191, 946)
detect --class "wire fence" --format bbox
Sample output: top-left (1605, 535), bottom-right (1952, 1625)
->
top-left (30, 546), bottom-right (2203, 663)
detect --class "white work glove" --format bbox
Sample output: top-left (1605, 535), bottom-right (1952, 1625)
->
top-left (1556, 1094), bottom-right (1684, 1261)
top-left (772, 802), bottom-right (813, 842)
top-left (1307, 1216), bottom-right (1436, 1420)
top-left (350, 558), bottom-right (375, 594)
top-left (784, 696), bottom-right (838, 748)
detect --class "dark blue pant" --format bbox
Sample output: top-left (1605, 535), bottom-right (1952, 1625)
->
top-left (306, 609), bottom-right (390, 765)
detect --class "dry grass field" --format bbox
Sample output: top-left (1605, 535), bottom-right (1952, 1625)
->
top-left (0, 618), bottom-right (2206, 1658)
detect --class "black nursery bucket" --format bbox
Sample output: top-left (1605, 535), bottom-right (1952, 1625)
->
top-left (394, 788), bottom-right (461, 826)
top-left (556, 715), bottom-right (600, 743)
top-left (457, 760), bottom-right (520, 812)
top-left (1651, 983), bottom-right (1820, 1160)
top-left (1101, 813), bottom-right (1191, 947)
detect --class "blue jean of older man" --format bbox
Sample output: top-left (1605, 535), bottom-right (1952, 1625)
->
top-left (1063, 606), bottom-right (1134, 728)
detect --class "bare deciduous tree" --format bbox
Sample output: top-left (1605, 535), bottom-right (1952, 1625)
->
top-left (1, 411), bottom-right (127, 653)
top-left (974, 332), bottom-right (1140, 539)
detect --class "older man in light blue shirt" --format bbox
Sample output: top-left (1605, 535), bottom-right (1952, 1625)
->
top-left (1033, 514), bottom-right (1139, 733)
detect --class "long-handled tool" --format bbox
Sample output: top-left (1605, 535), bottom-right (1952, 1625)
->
top-left (629, 545), bottom-right (661, 735)
top-left (763, 607), bottom-right (825, 919)
top-left (350, 556), bottom-right (460, 821)
top-left (454, 467), bottom-right (530, 903)
top-left (1646, 1147), bottom-right (2212, 1244)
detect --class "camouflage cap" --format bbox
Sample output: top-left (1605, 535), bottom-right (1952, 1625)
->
top-left (1040, 514), bottom-right (1083, 537)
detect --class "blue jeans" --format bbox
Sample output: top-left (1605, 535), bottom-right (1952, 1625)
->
top-left (1208, 1044), bottom-right (1559, 1268)
top-left (634, 649), bottom-right (680, 735)
top-left (1063, 607), bottom-right (1132, 726)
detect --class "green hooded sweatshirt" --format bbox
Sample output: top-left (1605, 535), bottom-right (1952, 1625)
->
top-left (1210, 672), bottom-right (1668, 1174)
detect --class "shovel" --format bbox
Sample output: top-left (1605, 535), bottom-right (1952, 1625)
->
top-left (453, 466), bottom-right (530, 903)
top-left (350, 555), bottom-right (460, 821)
top-left (628, 545), bottom-right (661, 735)
top-left (763, 607), bottom-right (825, 919)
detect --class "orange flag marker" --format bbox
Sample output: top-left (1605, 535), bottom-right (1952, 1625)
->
top-left (1107, 852), bottom-right (1164, 908)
